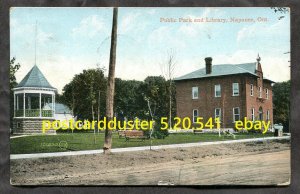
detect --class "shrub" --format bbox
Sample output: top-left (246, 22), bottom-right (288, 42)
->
top-left (152, 122), bottom-right (169, 139)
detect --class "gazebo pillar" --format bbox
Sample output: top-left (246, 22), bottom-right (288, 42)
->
top-left (39, 93), bottom-right (42, 118)
top-left (14, 93), bottom-right (16, 117)
top-left (23, 92), bottom-right (26, 117)
top-left (52, 94), bottom-right (55, 117)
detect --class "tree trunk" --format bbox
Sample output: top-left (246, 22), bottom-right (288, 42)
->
top-left (92, 104), bottom-right (95, 121)
top-left (169, 79), bottom-right (172, 129)
top-left (97, 90), bottom-right (100, 133)
top-left (103, 7), bottom-right (118, 154)
top-left (92, 104), bottom-right (96, 144)
top-left (72, 84), bottom-right (75, 134)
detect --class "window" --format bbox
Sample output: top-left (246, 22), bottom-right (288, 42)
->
top-left (267, 110), bottom-right (270, 121)
top-left (266, 89), bottom-right (269, 99)
top-left (215, 108), bottom-right (221, 119)
top-left (259, 107), bottom-right (263, 120)
top-left (193, 109), bottom-right (199, 123)
top-left (192, 87), bottom-right (198, 99)
top-left (215, 84), bottom-right (221, 97)
top-left (259, 87), bottom-right (262, 98)
top-left (232, 83), bottom-right (239, 96)
top-left (251, 108), bottom-right (255, 122)
top-left (250, 84), bottom-right (254, 96)
top-left (233, 107), bottom-right (240, 122)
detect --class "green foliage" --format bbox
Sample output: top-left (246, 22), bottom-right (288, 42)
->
top-left (10, 57), bottom-right (21, 89)
top-left (10, 58), bottom-right (21, 127)
top-left (272, 80), bottom-right (290, 132)
top-left (138, 76), bottom-right (176, 121)
top-left (114, 78), bottom-right (143, 120)
top-left (61, 68), bottom-right (107, 120)
top-left (152, 122), bottom-right (169, 139)
top-left (60, 72), bottom-right (176, 127)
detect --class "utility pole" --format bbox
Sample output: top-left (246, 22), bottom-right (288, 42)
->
top-left (103, 8), bottom-right (118, 154)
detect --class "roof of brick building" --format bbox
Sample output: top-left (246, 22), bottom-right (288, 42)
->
top-left (175, 63), bottom-right (257, 81)
top-left (174, 62), bottom-right (274, 82)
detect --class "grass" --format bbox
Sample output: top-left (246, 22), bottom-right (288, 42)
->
top-left (10, 132), bottom-right (274, 154)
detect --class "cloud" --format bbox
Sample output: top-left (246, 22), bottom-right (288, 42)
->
top-left (147, 26), bottom-right (186, 50)
top-left (212, 50), bottom-right (290, 82)
top-left (15, 53), bottom-right (108, 93)
top-left (147, 9), bottom-right (157, 15)
top-left (237, 18), bottom-right (289, 43)
top-left (148, 26), bottom-right (169, 44)
top-left (178, 8), bottom-right (223, 38)
top-left (71, 15), bottom-right (106, 38)
top-left (260, 55), bottom-right (290, 82)
top-left (213, 50), bottom-right (258, 64)
top-left (37, 30), bottom-right (55, 45)
top-left (11, 19), bottom-right (55, 46)
top-left (120, 12), bottom-right (141, 33)
top-left (12, 8), bottom-right (290, 95)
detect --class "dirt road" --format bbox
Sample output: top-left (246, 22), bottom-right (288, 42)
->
top-left (10, 139), bottom-right (290, 185)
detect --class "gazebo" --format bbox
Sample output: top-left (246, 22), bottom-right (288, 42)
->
top-left (13, 65), bottom-right (57, 134)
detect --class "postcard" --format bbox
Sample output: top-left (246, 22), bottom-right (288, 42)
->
top-left (10, 7), bottom-right (290, 185)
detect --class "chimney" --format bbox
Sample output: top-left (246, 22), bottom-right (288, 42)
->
top-left (205, 57), bottom-right (212, 74)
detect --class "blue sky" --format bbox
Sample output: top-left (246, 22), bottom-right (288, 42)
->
top-left (10, 7), bottom-right (290, 93)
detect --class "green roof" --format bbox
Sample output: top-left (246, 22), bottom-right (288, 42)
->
top-left (44, 103), bottom-right (72, 114)
top-left (55, 103), bottom-right (72, 114)
top-left (17, 65), bottom-right (55, 89)
top-left (174, 63), bottom-right (258, 81)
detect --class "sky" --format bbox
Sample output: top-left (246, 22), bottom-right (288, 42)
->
top-left (10, 7), bottom-right (290, 93)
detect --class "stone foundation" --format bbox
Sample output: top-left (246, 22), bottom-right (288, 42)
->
top-left (13, 118), bottom-right (56, 134)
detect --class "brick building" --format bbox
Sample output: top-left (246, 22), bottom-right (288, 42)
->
top-left (174, 55), bottom-right (274, 130)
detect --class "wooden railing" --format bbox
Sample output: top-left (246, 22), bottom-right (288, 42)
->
top-left (15, 109), bottom-right (53, 117)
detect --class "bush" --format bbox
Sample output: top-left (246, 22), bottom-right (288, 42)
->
top-left (142, 129), bottom-right (151, 138)
top-left (152, 122), bottom-right (169, 139)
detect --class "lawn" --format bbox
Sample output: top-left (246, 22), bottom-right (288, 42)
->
top-left (10, 132), bottom-right (274, 154)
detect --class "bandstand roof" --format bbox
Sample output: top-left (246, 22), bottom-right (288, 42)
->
top-left (16, 65), bottom-right (56, 89)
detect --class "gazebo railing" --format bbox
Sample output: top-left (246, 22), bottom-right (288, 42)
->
top-left (42, 110), bottom-right (53, 117)
top-left (25, 109), bottom-right (40, 117)
top-left (15, 110), bottom-right (24, 117)
top-left (15, 109), bottom-right (53, 117)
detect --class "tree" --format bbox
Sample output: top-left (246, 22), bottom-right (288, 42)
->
top-left (61, 68), bottom-right (106, 121)
top-left (139, 76), bottom-right (174, 138)
top-left (10, 58), bottom-right (21, 88)
top-left (10, 58), bottom-right (21, 128)
top-left (103, 7), bottom-right (118, 154)
top-left (271, 7), bottom-right (289, 14)
top-left (271, 7), bottom-right (289, 21)
top-left (138, 76), bottom-right (176, 121)
top-left (160, 49), bottom-right (177, 129)
top-left (114, 78), bottom-right (143, 120)
top-left (272, 80), bottom-right (290, 132)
